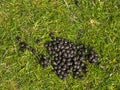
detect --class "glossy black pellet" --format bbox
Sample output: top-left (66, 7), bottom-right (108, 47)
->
top-left (19, 42), bottom-right (28, 52)
top-left (16, 36), bottom-right (21, 41)
top-left (35, 39), bottom-right (40, 44)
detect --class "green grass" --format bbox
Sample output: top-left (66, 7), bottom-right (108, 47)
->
top-left (0, 0), bottom-right (120, 90)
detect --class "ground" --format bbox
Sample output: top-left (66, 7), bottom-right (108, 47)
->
top-left (0, 0), bottom-right (120, 90)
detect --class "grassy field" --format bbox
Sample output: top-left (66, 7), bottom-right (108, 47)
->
top-left (0, 0), bottom-right (120, 90)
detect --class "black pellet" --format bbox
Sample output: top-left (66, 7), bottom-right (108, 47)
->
top-left (35, 39), bottom-right (40, 44)
top-left (19, 42), bottom-right (28, 52)
top-left (16, 36), bottom-right (21, 41)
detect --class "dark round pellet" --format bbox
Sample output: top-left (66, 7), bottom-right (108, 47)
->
top-left (19, 42), bottom-right (28, 52)
top-left (35, 39), bottom-right (40, 44)
top-left (16, 36), bottom-right (21, 41)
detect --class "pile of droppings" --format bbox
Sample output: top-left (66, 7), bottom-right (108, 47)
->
top-left (17, 36), bottom-right (99, 80)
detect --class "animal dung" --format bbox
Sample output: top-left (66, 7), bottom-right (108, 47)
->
top-left (18, 36), bottom-right (99, 80)
top-left (42, 37), bottom-right (99, 79)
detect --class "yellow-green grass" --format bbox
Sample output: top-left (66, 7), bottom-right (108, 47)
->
top-left (0, 0), bottom-right (120, 90)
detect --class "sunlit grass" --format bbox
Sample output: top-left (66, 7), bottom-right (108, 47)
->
top-left (0, 0), bottom-right (120, 90)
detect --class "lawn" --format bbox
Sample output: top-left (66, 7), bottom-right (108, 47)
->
top-left (0, 0), bottom-right (120, 90)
